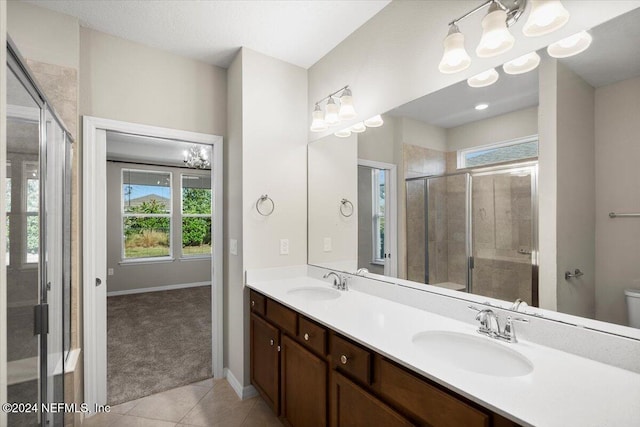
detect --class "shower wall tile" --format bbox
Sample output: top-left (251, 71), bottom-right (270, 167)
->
top-left (403, 144), bottom-right (446, 178)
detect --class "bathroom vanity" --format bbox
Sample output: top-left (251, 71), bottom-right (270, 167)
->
top-left (246, 269), bottom-right (640, 427)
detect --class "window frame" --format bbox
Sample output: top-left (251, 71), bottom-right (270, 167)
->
top-left (456, 135), bottom-right (539, 170)
top-left (23, 160), bottom-right (39, 266)
top-left (180, 173), bottom-right (213, 259)
top-left (120, 168), bottom-right (173, 263)
top-left (371, 168), bottom-right (386, 265)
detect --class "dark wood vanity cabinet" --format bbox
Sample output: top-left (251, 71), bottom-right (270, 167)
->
top-left (249, 289), bottom-right (519, 427)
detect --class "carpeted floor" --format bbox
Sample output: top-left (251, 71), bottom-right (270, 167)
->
top-left (107, 286), bottom-right (212, 405)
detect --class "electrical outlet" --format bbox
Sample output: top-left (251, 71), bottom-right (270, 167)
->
top-left (230, 239), bottom-right (238, 256)
top-left (280, 239), bottom-right (289, 255)
top-left (323, 237), bottom-right (332, 252)
top-left (108, 268), bottom-right (114, 276)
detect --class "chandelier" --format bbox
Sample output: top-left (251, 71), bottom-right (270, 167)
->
top-left (183, 146), bottom-right (210, 169)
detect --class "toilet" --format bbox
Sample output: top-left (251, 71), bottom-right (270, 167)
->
top-left (625, 289), bottom-right (640, 328)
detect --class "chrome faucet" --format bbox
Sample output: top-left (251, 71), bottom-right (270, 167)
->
top-left (469, 306), bottom-right (528, 343)
top-left (323, 272), bottom-right (348, 291)
top-left (355, 268), bottom-right (369, 276)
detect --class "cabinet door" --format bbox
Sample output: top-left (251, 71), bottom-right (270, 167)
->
top-left (251, 313), bottom-right (280, 413)
top-left (331, 372), bottom-right (414, 427)
top-left (281, 335), bottom-right (327, 427)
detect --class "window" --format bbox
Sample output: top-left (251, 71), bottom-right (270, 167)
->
top-left (181, 174), bottom-right (212, 257)
top-left (24, 162), bottom-right (39, 264)
top-left (5, 162), bottom-right (10, 266)
top-left (457, 136), bottom-right (538, 169)
top-left (122, 169), bottom-right (172, 260)
top-left (372, 169), bottom-right (386, 264)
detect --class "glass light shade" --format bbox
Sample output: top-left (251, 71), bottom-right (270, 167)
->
top-left (523, 1), bottom-right (570, 37)
top-left (476, 9), bottom-right (515, 58)
top-left (467, 68), bottom-right (499, 88)
top-left (324, 98), bottom-right (340, 125)
top-left (438, 26), bottom-right (472, 74)
top-left (310, 105), bottom-right (328, 132)
top-left (334, 129), bottom-right (352, 138)
top-left (503, 52), bottom-right (541, 75)
top-left (338, 88), bottom-right (357, 120)
top-left (350, 122), bottom-right (366, 133)
top-left (364, 115), bottom-right (384, 128)
top-left (547, 31), bottom-right (592, 58)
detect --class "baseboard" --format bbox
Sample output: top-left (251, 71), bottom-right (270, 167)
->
top-left (224, 368), bottom-right (257, 400)
top-left (107, 281), bottom-right (210, 297)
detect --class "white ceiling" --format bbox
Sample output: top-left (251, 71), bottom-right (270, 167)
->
top-left (26, 0), bottom-right (390, 69)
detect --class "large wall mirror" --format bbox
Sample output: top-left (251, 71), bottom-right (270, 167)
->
top-left (308, 7), bottom-right (640, 338)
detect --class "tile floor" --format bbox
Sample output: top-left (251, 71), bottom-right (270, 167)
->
top-left (84, 378), bottom-right (282, 427)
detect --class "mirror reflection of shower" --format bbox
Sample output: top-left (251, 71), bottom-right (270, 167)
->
top-left (406, 162), bottom-right (538, 305)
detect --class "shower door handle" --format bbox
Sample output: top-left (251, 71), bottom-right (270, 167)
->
top-left (469, 256), bottom-right (475, 269)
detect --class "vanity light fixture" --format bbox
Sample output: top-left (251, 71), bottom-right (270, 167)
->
top-left (334, 129), bottom-right (352, 138)
top-left (475, 103), bottom-right (489, 110)
top-left (467, 68), bottom-right (499, 88)
top-left (438, 24), bottom-right (472, 74)
top-left (364, 115), bottom-right (384, 128)
top-left (350, 122), bottom-right (367, 133)
top-left (438, 0), bottom-right (570, 74)
top-left (503, 51), bottom-right (540, 74)
top-left (522, 0), bottom-right (570, 37)
top-left (547, 31), bottom-right (592, 58)
top-left (310, 85), bottom-right (357, 132)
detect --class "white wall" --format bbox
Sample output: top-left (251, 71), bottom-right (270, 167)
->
top-left (79, 27), bottom-right (227, 136)
top-left (308, 1), bottom-right (638, 142)
top-left (1, 0), bottom-right (8, 422)
top-left (595, 75), bottom-right (640, 325)
top-left (400, 117), bottom-right (447, 152)
top-left (357, 115), bottom-right (396, 164)
top-left (105, 162), bottom-right (211, 293)
top-left (446, 107), bottom-right (538, 151)
top-left (308, 134), bottom-right (358, 269)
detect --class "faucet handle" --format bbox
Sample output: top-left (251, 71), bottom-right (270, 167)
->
top-left (503, 316), bottom-right (529, 343)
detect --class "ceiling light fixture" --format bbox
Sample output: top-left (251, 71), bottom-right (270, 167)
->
top-left (334, 129), bottom-right (352, 138)
top-left (350, 122), bottom-right (367, 133)
top-left (503, 51), bottom-right (541, 74)
top-left (183, 146), bottom-right (210, 169)
top-left (547, 31), bottom-right (592, 58)
top-left (523, 0), bottom-right (570, 37)
top-left (310, 85), bottom-right (357, 132)
top-left (475, 103), bottom-right (489, 110)
top-left (467, 68), bottom-right (500, 87)
top-left (364, 115), bottom-right (384, 128)
top-left (438, 0), bottom-right (570, 74)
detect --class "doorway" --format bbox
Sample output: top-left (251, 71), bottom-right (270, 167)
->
top-left (82, 117), bottom-right (223, 411)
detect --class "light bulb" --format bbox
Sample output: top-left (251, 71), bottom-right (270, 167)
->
top-left (476, 6), bottom-right (515, 58)
top-left (503, 51), bottom-right (541, 75)
top-left (475, 103), bottom-right (489, 110)
top-left (324, 97), bottom-right (340, 126)
top-left (338, 88), bottom-right (357, 120)
top-left (364, 115), bottom-right (384, 128)
top-left (350, 122), bottom-right (366, 133)
top-left (334, 129), bottom-right (352, 138)
top-left (310, 104), bottom-right (328, 132)
top-left (438, 24), bottom-right (472, 74)
top-left (547, 31), bottom-right (592, 58)
top-left (467, 68), bottom-right (499, 88)
top-left (523, 1), bottom-right (570, 37)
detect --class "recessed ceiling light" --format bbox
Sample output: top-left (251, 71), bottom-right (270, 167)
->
top-left (475, 103), bottom-right (489, 111)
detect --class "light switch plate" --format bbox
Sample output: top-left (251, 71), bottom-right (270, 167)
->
top-left (280, 239), bottom-right (289, 255)
top-left (107, 268), bottom-right (114, 276)
top-left (230, 239), bottom-right (238, 256)
top-left (323, 237), bottom-right (332, 252)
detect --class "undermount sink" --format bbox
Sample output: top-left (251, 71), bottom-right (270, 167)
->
top-left (411, 331), bottom-right (533, 377)
top-left (287, 286), bottom-right (341, 301)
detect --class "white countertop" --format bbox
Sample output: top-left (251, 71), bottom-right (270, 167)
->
top-left (246, 275), bottom-right (640, 427)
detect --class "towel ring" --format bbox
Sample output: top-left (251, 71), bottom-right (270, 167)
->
top-left (256, 194), bottom-right (275, 216)
top-left (340, 198), bottom-right (354, 217)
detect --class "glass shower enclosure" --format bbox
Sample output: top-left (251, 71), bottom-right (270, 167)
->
top-left (406, 163), bottom-right (538, 306)
top-left (6, 39), bottom-right (73, 426)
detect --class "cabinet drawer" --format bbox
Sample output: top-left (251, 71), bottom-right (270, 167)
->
top-left (266, 299), bottom-right (297, 335)
top-left (331, 334), bottom-right (372, 385)
top-left (298, 316), bottom-right (327, 356)
top-left (375, 358), bottom-right (489, 427)
top-left (249, 290), bottom-right (266, 316)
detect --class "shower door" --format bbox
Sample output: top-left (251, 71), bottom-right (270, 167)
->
top-left (470, 165), bottom-right (538, 305)
top-left (6, 41), bottom-right (72, 427)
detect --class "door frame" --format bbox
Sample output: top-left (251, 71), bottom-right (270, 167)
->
top-left (357, 159), bottom-right (398, 277)
top-left (82, 116), bottom-right (224, 410)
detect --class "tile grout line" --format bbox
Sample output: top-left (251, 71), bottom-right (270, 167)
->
top-left (175, 381), bottom-right (217, 425)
